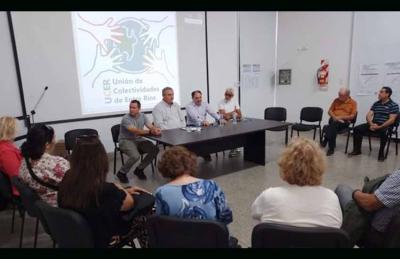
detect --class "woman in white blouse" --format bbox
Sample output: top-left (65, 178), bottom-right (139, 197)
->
top-left (251, 137), bottom-right (342, 228)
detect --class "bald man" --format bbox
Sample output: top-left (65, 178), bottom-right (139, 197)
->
top-left (321, 88), bottom-right (357, 156)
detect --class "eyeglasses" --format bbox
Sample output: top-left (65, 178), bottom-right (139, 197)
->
top-left (225, 93), bottom-right (233, 97)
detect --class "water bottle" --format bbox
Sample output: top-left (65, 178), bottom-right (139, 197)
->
top-left (219, 114), bottom-right (224, 126)
top-left (196, 117), bottom-right (202, 127)
top-left (232, 112), bottom-right (237, 124)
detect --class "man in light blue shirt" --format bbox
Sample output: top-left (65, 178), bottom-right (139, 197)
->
top-left (185, 90), bottom-right (220, 127)
top-left (185, 90), bottom-right (219, 162)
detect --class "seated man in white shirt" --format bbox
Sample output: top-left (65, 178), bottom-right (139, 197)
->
top-left (218, 88), bottom-right (242, 157)
top-left (152, 87), bottom-right (186, 130)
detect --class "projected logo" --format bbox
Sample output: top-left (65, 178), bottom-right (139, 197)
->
top-left (78, 14), bottom-right (175, 87)
top-left (72, 12), bottom-right (179, 114)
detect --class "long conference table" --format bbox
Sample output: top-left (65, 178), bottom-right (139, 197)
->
top-left (146, 118), bottom-right (290, 166)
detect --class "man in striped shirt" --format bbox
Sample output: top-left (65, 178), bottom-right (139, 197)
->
top-left (335, 169), bottom-right (400, 247)
top-left (348, 86), bottom-right (399, 161)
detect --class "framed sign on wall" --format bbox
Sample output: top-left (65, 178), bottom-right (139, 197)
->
top-left (279, 69), bottom-right (291, 85)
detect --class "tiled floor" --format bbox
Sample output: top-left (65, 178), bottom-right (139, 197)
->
top-left (1, 131), bottom-right (398, 248)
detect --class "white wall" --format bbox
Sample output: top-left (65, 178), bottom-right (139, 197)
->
top-left (276, 12), bottom-right (353, 124)
top-left (207, 12), bottom-right (239, 110)
top-left (239, 12), bottom-right (277, 119)
top-left (0, 12), bottom-right (27, 137)
top-left (349, 12), bottom-right (400, 121)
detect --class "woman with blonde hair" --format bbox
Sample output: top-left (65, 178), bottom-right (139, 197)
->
top-left (251, 137), bottom-right (342, 228)
top-left (0, 116), bottom-right (22, 196)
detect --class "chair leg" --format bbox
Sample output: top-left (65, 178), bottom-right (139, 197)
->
top-left (33, 218), bottom-right (39, 248)
top-left (385, 136), bottom-right (391, 159)
top-left (11, 203), bottom-right (16, 233)
top-left (297, 130), bottom-right (299, 137)
top-left (19, 211), bottom-right (25, 248)
top-left (151, 161), bottom-right (155, 175)
top-left (368, 136), bottom-right (372, 152)
top-left (285, 128), bottom-right (288, 145)
top-left (290, 128), bottom-right (293, 138)
top-left (313, 128), bottom-right (316, 140)
top-left (345, 131), bottom-right (351, 154)
top-left (319, 126), bottom-right (322, 143)
top-left (120, 151), bottom-right (125, 165)
top-left (113, 149), bottom-right (117, 175)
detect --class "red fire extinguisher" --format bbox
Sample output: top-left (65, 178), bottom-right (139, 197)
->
top-left (317, 59), bottom-right (329, 86)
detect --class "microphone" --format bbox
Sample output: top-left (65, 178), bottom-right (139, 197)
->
top-left (31, 86), bottom-right (49, 124)
top-left (15, 115), bottom-right (27, 120)
top-left (14, 134), bottom-right (27, 141)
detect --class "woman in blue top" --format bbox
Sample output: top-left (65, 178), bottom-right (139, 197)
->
top-left (154, 146), bottom-right (232, 225)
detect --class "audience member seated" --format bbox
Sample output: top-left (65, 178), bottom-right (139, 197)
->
top-left (19, 124), bottom-right (69, 206)
top-left (321, 87), bottom-right (357, 156)
top-left (0, 117), bottom-right (22, 197)
top-left (335, 170), bottom-right (400, 247)
top-left (154, 146), bottom-right (233, 224)
top-left (348, 86), bottom-right (399, 161)
top-left (152, 87), bottom-right (186, 130)
top-left (251, 137), bottom-right (342, 228)
top-left (58, 135), bottom-right (154, 248)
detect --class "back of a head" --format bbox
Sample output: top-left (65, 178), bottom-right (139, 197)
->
top-left (59, 135), bottom-right (108, 209)
top-left (20, 124), bottom-right (54, 160)
top-left (278, 137), bottom-right (326, 186)
top-left (0, 116), bottom-right (17, 141)
top-left (157, 146), bottom-right (198, 180)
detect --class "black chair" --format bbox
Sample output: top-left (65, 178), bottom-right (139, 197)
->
top-left (367, 112), bottom-right (400, 159)
top-left (111, 124), bottom-right (155, 175)
top-left (331, 112), bottom-right (358, 154)
top-left (64, 128), bottom-right (99, 155)
top-left (0, 171), bottom-right (24, 235)
top-left (147, 215), bottom-right (230, 248)
top-left (264, 107), bottom-right (289, 145)
top-left (35, 199), bottom-right (139, 248)
top-left (291, 107), bottom-right (323, 141)
top-left (11, 177), bottom-right (52, 248)
top-left (35, 200), bottom-right (94, 248)
top-left (251, 223), bottom-right (352, 248)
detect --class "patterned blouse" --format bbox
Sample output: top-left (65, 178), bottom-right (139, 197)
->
top-left (19, 153), bottom-right (69, 207)
top-left (154, 179), bottom-right (233, 224)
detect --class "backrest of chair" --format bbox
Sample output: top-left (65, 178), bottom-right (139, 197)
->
top-left (35, 200), bottom-right (94, 248)
top-left (264, 107), bottom-right (287, 122)
top-left (64, 128), bottom-right (99, 152)
top-left (300, 107), bottom-right (323, 123)
top-left (251, 223), bottom-right (351, 248)
top-left (11, 177), bottom-right (41, 218)
top-left (0, 171), bottom-right (12, 201)
top-left (111, 124), bottom-right (120, 144)
top-left (147, 215), bottom-right (230, 248)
